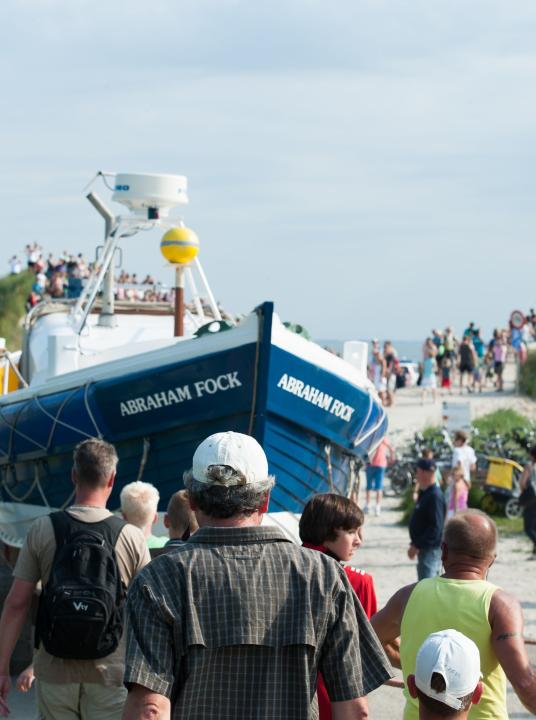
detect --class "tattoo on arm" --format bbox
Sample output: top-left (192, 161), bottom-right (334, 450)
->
top-left (496, 632), bottom-right (519, 641)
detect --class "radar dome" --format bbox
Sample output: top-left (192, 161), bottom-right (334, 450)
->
top-left (112, 172), bottom-right (188, 216)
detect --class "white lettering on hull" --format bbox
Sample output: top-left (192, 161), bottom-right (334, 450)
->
top-left (277, 373), bottom-right (355, 422)
top-left (119, 373), bottom-right (242, 417)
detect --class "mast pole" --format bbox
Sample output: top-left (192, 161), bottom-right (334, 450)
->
top-left (86, 193), bottom-right (118, 328)
top-left (174, 265), bottom-right (185, 336)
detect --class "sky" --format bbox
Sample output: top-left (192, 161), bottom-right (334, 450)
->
top-left (3, 0), bottom-right (536, 341)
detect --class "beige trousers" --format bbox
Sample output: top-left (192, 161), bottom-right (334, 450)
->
top-left (36, 680), bottom-right (127, 720)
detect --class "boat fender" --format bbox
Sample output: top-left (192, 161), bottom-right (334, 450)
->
top-left (283, 321), bottom-right (310, 340)
top-left (194, 320), bottom-right (233, 338)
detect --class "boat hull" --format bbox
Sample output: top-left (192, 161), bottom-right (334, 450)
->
top-left (0, 303), bottom-right (387, 542)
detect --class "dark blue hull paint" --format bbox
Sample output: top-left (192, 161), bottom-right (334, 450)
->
top-left (0, 304), bottom-right (387, 514)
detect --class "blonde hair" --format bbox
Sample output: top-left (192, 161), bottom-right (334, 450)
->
top-left (120, 481), bottom-right (160, 529)
top-left (450, 463), bottom-right (470, 496)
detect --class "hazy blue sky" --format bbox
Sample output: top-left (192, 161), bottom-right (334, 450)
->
top-left (3, 1), bottom-right (536, 340)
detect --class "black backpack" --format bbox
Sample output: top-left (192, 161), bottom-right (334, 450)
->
top-left (36, 511), bottom-right (127, 660)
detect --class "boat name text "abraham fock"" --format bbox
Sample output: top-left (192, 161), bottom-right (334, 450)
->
top-left (119, 371), bottom-right (242, 416)
top-left (277, 374), bottom-right (355, 422)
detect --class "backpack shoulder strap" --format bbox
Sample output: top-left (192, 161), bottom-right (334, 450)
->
top-left (49, 510), bottom-right (77, 549)
top-left (49, 511), bottom-right (127, 549)
top-left (97, 515), bottom-right (128, 548)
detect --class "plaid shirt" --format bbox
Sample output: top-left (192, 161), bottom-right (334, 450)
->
top-left (124, 525), bottom-right (392, 719)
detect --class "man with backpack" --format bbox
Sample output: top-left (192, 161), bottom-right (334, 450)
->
top-left (0, 439), bottom-right (150, 720)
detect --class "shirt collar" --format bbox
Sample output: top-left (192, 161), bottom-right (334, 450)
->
top-left (187, 525), bottom-right (293, 545)
top-left (420, 483), bottom-right (438, 495)
top-left (302, 541), bottom-right (341, 562)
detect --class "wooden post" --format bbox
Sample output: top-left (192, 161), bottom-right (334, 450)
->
top-left (174, 265), bottom-right (185, 337)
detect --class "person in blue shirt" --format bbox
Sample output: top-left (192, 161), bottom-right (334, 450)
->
top-left (472, 329), bottom-right (485, 359)
top-left (463, 322), bottom-right (475, 338)
top-left (471, 329), bottom-right (485, 393)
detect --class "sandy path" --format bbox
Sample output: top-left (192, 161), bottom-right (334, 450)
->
top-left (385, 361), bottom-right (536, 444)
top-left (355, 360), bottom-right (536, 718)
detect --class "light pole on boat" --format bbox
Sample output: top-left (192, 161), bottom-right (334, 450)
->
top-left (160, 226), bottom-right (200, 337)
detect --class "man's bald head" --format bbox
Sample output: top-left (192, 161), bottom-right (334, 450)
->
top-left (443, 510), bottom-right (497, 562)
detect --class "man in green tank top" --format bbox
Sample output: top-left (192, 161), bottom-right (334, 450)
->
top-left (372, 510), bottom-right (536, 719)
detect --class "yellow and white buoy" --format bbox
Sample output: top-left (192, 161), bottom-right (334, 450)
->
top-left (160, 227), bottom-right (200, 337)
top-left (160, 227), bottom-right (199, 265)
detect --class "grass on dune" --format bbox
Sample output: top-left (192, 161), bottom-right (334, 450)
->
top-left (396, 409), bottom-right (531, 536)
top-left (520, 350), bottom-right (536, 399)
top-left (0, 271), bottom-right (33, 350)
top-left (473, 408), bottom-right (532, 435)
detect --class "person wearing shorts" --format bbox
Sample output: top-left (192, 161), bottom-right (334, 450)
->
top-left (365, 437), bottom-right (394, 516)
top-left (420, 338), bottom-right (438, 404)
top-left (458, 336), bottom-right (476, 393)
top-left (493, 335), bottom-right (507, 391)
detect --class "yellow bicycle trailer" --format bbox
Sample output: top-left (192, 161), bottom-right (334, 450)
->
top-left (481, 456), bottom-right (524, 519)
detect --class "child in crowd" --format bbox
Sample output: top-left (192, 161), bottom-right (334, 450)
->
top-left (299, 494), bottom-right (377, 616)
top-left (483, 345), bottom-right (495, 387)
top-left (447, 463), bottom-right (470, 518)
top-left (120, 480), bottom-right (168, 550)
top-left (441, 357), bottom-right (452, 395)
top-left (299, 493), bottom-right (377, 720)
top-left (164, 489), bottom-right (199, 548)
top-left (407, 630), bottom-right (483, 720)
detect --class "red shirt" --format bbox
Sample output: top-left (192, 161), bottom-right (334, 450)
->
top-left (343, 565), bottom-right (377, 618)
top-left (302, 543), bottom-right (378, 720)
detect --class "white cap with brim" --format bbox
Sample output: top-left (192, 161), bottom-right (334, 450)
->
top-left (192, 432), bottom-right (269, 487)
top-left (415, 629), bottom-right (481, 711)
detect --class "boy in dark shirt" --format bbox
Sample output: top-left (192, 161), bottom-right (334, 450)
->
top-left (408, 458), bottom-right (446, 580)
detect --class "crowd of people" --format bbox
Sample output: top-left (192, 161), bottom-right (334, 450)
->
top-left (364, 430), bottom-right (476, 524)
top-left (0, 431), bottom-right (535, 719)
top-left (8, 245), bottom-right (173, 311)
top-left (369, 318), bottom-right (536, 406)
top-left (419, 324), bottom-right (515, 402)
top-left (9, 245), bottom-right (93, 310)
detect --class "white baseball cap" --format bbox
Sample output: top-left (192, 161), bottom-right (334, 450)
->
top-left (192, 432), bottom-right (269, 486)
top-left (415, 630), bottom-right (481, 710)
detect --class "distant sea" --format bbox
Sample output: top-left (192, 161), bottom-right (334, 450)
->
top-left (316, 339), bottom-right (422, 363)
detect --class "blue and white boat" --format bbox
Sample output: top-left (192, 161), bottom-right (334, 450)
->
top-left (0, 172), bottom-right (387, 545)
